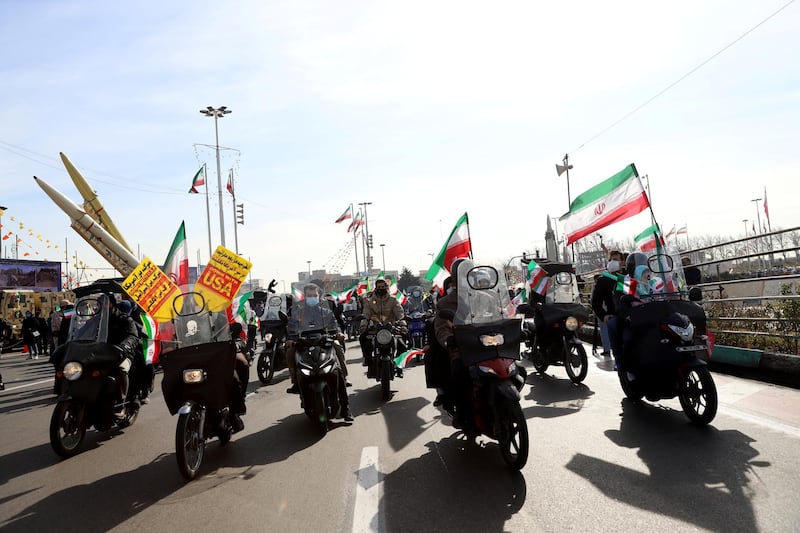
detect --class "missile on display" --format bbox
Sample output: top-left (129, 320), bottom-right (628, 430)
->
top-left (59, 152), bottom-right (133, 253)
top-left (34, 176), bottom-right (139, 276)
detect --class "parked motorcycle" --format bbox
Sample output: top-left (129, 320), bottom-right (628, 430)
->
top-left (159, 290), bottom-right (245, 480)
top-left (617, 254), bottom-right (717, 425)
top-left (441, 260), bottom-right (528, 470)
top-left (518, 260), bottom-right (590, 384)
top-left (363, 320), bottom-right (406, 400)
top-left (49, 282), bottom-right (144, 458)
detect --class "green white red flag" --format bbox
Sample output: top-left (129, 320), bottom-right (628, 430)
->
top-left (425, 212), bottom-right (471, 290)
top-left (560, 164), bottom-right (649, 245)
top-left (189, 167), bottom-right (205, 193)
top-left (335, 205), bottom-right (353, 223)
top-left (348, 210), bottom-right (365, 232)
top-left (357, 276), bottom-right (370, 295)
top-left (140, 312), bottom-right (160, 365)
top-left (162, 221), bottom-right (189, 286)
top-left (393, 349), bottom-right (424, 369)
top-left (527, 260), bottom-right (550, 296)
top-left (230, 290), bottom-right (253, 325)
top-left (634, 224), bottom-right (665, 252)
top-left (292, 286), bottom-right (304, 301)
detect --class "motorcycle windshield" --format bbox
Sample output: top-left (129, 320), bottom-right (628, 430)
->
top-left (67, 293), bottom-right (111, 342)
top-left (454, 259), bottom-right (511, 325)
top-left (545, 271), bottom-right (581, 304)
top-left (640, 252), bottom-right (687, 300)
top-left (169, 288), bottom-right (231, 348)
top-left (261, 293), bottom-right (288, 321)
top-left (288, 301), bottom-right (339, 336)
top-left (406, 286), bottom-right (425, 313)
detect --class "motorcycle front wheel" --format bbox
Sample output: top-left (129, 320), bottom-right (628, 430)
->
top-left (313, 390), bottom-right (329, 436)
top-left (499, 400), bottom-right (529, 470)
top-left (256, 350), bottom-right (275, 384)
top-left (618, 369), bottom-right (644, 401)
top-left (380, 362), bottom-right (392, 401)
top-left (50, 400), bottom-right (86, 458)
top-left (529, 348), bottom-right (549, 374)
top-left (679, 366), bottom-right (718, 426)
top-left (116, 401), bottom-right (139, 429)
top-left (176, 406), bottom-right (205, 480)
top-left (564, 343), bottom-right (588, 383)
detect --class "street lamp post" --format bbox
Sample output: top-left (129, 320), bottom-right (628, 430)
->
top-left (199, 106), bottom-right (231, 248)
top-left (0, 205), bottom-right (6, 259)
top-left (751, 197), bottom-right (763, 269)
top-left (380, 244), bottom-right (386, 272)
top-left (358, 202), bottom-right (372, 271)
top-left (307, 261), bottom-right (311, 279)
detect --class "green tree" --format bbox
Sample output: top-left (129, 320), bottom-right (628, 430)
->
top-left (397, 267), bottom-right (420, 292)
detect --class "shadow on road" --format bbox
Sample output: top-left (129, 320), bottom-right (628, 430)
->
top-left (565, 398), bottom-right (770, 533)
top-left (0, 387), bottom-right (55, 415)
top-left (379, 436), bottom-right (527, 532)
top-left (523, 372), bottom-right (594, 419)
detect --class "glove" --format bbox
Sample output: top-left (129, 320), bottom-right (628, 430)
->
top-left (445, 335), bottom-right (456, 349)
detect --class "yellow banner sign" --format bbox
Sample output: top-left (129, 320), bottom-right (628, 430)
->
top-left (122, 257), bottom-right (182, 322)
top-left (195, 246), bottom-right (253, 312)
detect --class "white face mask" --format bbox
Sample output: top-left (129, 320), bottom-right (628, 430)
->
top-left (446, 287), bottom-right (455, 295)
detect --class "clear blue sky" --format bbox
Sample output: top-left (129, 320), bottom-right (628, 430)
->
top-left (1, 1), bottom-right (797, 287)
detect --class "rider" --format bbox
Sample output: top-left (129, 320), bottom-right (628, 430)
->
top-left (433, 260), bottom-right (475, 431)
top-left (106, 297), bottom-right (142, 419)
top-left (608, 252), bottom-right (648, 371)
top-left (359, 277), bottom-right (405, 377)
top-left (228, 321), bottom-right (250, 431)
top-left (285, 284), bottom-right (353, 421)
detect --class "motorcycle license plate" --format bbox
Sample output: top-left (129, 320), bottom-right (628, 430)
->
top-left (675, 345), bottom-right (707, 352)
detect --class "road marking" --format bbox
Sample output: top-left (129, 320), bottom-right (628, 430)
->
top-left (1, 378), bottom-right (53, 392)
top-left (353, 446), bottom-right (381, 533)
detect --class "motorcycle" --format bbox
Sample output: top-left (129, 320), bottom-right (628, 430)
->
top-left (518, 260), bottom-right (590, 384)
top-left (363, 319), bottom-right (406, 401)
top-left (441, 260), bottom-right (528, 470)
top-left (617, 254), bottom-right (717, 425)
top-left (294, 327), bottom-right (348, 435)
top-left (256, 319), bottom-right (288, 384)
top-left (49, 282), bottom-right (144, 458)
top-left (406, 311), bottom-right (430, 352)
top-left (159, 289), bottom-right (245, 480)
top-left (343, 309), bottom-right (361, 341)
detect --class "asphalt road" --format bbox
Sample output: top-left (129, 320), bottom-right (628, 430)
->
top-left (1, 341), bottom-right (799, 533)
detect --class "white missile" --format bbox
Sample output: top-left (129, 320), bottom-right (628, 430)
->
top-left (34, 176), bottom-right (140, 276)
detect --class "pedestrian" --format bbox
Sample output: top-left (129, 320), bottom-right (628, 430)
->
top-left (35, 310), bottom-right (49, 356)
top-left (21, 311), bottom-right (39, 359)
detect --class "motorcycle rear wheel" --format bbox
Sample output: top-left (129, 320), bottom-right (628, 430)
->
top-left (256, 350), bottom-right (275, 385)
top-left (679, 366), bottom-right (718, 426)
top-left (530, 348), bottom-right (549, 374)
top-left (176, 407), bottom-right (205, 480)
top-left (618, 370), bottom-right (644, 401)
top-left (564, 343), bottom-right (588, 383)
top-left (50, 400), bottom-right (86, 458)
top-left (380, 363), bottom-right (392, 401)
top-left (499, 400), bottom-right (529, 470)
top-left (116, 402), bottom-right (139, 429)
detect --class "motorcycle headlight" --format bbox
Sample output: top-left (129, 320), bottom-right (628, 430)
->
top-left (300, 368), bottom-right (312, 376)
top-left (376, 329), bottom-right (393, 345)
top-left (668, 322), bottom-right (695, 342)
top-left (565, 317), bottom-right (579, 331)
top-left (480, 334), bottom-right (505, 347)
top-left (321, 361), bottom-right (334, 374)
top-left (63, 362), bottom-right (83, 381)
top-left (183, 369), bottom-right (206, 384)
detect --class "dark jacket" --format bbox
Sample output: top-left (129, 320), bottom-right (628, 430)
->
top-left (591, 273), bottom-right (618, 321)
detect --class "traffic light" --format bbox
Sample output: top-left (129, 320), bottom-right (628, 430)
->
top-left (367, 256), bottom-right (374, 269)
top-left (236, 203), bottom-right (244, 225)
top-left (368, 234), bottom-right (373, 249)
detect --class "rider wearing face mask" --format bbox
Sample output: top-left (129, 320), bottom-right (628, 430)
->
top-left (359, 278), bottom-right (405, 376)
top-left (285, 285), bottom-right (352, 419)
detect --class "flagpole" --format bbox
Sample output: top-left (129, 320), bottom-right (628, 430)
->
top-left (464, 212), bottom-right (473, 259)
top-left (203, 163), bottom-right (212, 259)
top-left (230, 168), bottom-right (239, 254)
top-left (350, 203), bottom-right (361, 276)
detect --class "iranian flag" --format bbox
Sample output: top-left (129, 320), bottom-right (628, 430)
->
top-left (560, 164), bottom-right (650, 245)
top-left (162, 221), bottom-right (189, 286)
top-left (292, 286), bottom-right (305, 301)
top-left (226, 170), bottom-right (234, 195)
top-left (189, 167), bottom-right (204, 193)
top-left (425, 212), bottom-right (471, 290)
top-left (395, 291), bottom-right (408, 306)
top-left (140, 312), bottom-right (160, 365)
top-left (634, 224), bottom-right (665, 252)
top-left (394, 349), bottom-right (424, 369)
top-left (357, 276), bottom-right (370, 295)
top-left (505, 289), bottom-right (527, 316)
top-left (230, 290), bottom-right (253, 325)
top-left (335, 205), bottom-right (353, 224)
top-left (527, 260), bottom-right (550, 296)
top-left (337, 285), bottom-right (357, 303)
top-left (348, 210), bottom-right (365, 233)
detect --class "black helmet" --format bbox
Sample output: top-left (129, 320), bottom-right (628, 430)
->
top-left (626, 252), bottom-right (648, 275)
top-left (450, 258), bottom-right (467, 279)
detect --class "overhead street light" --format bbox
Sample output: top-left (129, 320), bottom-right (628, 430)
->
top-left (199, 106), bottom-right (231, 248)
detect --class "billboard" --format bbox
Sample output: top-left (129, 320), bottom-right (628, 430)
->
top-left (0, 259), bottom-right (63, 292)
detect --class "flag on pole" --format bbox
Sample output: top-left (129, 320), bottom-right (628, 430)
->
top-left (230, 290), bottom-right (253, 325)
top-left (337, 284), bottom-right (357, 303)
top-left (189, 167), bottom-right (205, 193)
top-left (664, 225), bottom-right (677, 241)
top-left (634, 224), bottom-right (665, 252)
top-left (357, 276), bottom-right (370, 295)
top-left (348, 210), bottom-right (365, 232)
top-left (677, 225), bottom-right (688, 235)
top-left (505, 289), bottom-right (527, 316)
top-left (394, 349), bottom-right (424, 369)
top-left (527, 260), bottom-right (550, 296)
top-left (226, 170), bottom-right (234, 195)
top-left (424, 213), bottom-right (472, 290)
top-left (559, 164), bottom-right (650, 245)
top-left (763, 187), bottom-right (770, 225)
top-left (162, 221), bottom-right (189, 286)
top-left (395, 291), bottom-right (408, 306)
top-left (335, 205), bottom-right (353, 223)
